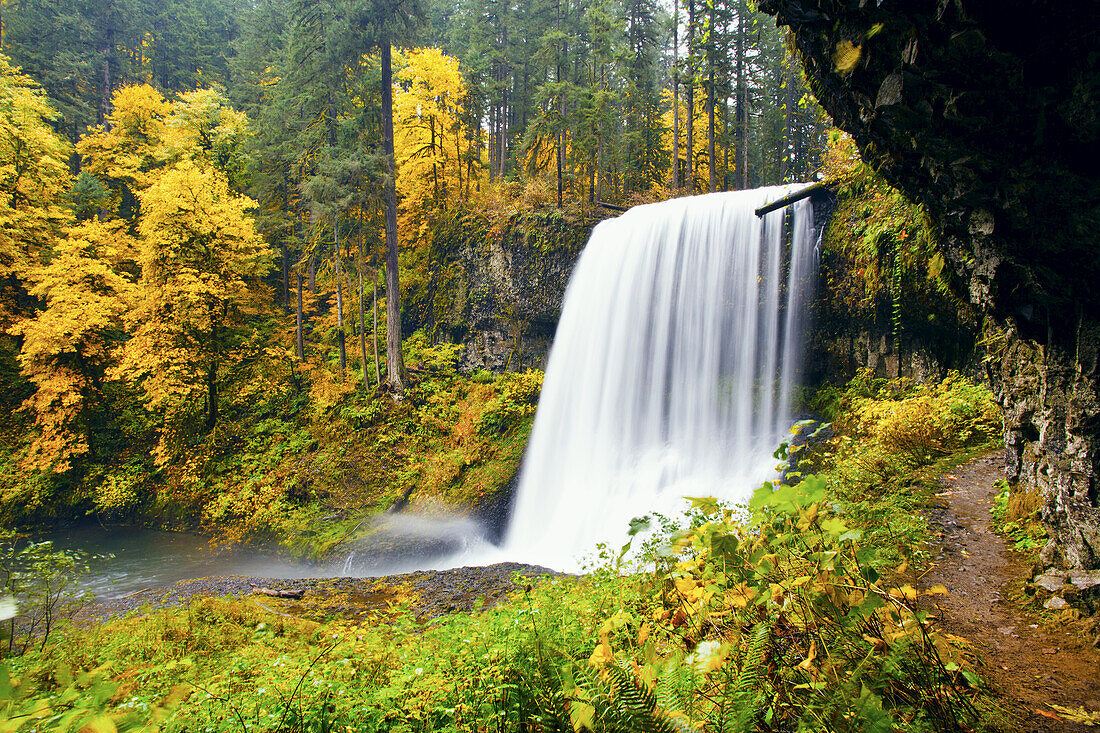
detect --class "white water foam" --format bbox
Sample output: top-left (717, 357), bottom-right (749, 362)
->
top-left (501, 187), bottom-right (817, 570)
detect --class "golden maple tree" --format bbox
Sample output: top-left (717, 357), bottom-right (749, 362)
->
top-left (76, 84), bottom-right (171, 197)
top-left (393, 47), bottom-right (471, 246)
top-left (111, 160), bottom-right (272, 462)
top-left (0, 55), bottom-right (73, 327)
top-left (11, 221), bottom-right (136, 473)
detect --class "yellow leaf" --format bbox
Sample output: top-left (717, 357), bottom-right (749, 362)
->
top-left (570, 701), bottom-right (596, 732)
top-left (925, 585), bottom-right (949, 596)
top-left (726, 582), bottom-right (756, 609)
top-left (797, 640), bottom-right (817, 670)
top-left (674, 577), bottom-right (704, 603)
top-left (588, 638), bottom-right (613, 668)
top-left (834, 40), bottom-right (862, 73)
top-left (888, 584), bottom-right (918, 601)
top-left (80, 716), bottom-right (117, 733)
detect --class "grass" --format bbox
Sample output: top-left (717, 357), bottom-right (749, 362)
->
top-left (990, 479), bottom-right (1046, 554)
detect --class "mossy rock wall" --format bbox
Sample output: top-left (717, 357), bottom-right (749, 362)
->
top-left (426, 207), bottom-right (608, 373)
top-left (763, 0), bottom-right (1100, 568)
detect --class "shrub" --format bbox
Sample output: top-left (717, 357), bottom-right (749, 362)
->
top-left (837, 371), bottom-right (1000, 465)
top-left (990, 479), bottom-right (1046, 553)
top-left (0, 532), bottom-right (96, 657)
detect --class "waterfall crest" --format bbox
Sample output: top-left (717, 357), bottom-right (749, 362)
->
top-left (503, 187), bottom-right (817, 569)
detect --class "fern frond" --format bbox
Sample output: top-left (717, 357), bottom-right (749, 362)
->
top-left (726, 620), bottom-right (773, 733)
top-left (568, 660), bottom-right (690, 733)
top-left (655, 658), bottom-right (691, 715)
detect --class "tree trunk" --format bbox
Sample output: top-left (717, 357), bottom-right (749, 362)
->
top-left (372, 263), bottom-right (380, 387)
top-left (707, 0), bottom-right (716, 193)
top-left (381, 39), bottom-right (406, 394)
top-left (308, 251), bottom-right (316, 295)
top-left (281, 239), bottom-right (289, 313)
top-left (296, 270), bottom-right (305, 360)
top-left (334, 224), bottom-right (346, 378)
top-left (723, 98), bottom-right (730, 187)
top-left (556, 0), bottom-right (564, 208)
top-left (100, 22), bottom-right (114, 126)
top-left (736, 0), bottom-right (748, 189)
top-left (206, 319), bottom-right (218, 430)
top-left (708, 66), bottom-right (716, 192)
top-left (281, 188), bottom-right (291, 312)
top-left (672, 0), bottom-right (680, 189)
top-left (686, 0), bottom-right (695, 193)
top-left (783, 65), bottom-right (793, 182)
top-left (357, 227), bottom-right (370, 391)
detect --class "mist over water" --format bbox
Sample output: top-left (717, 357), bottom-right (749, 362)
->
top-left (502, 187), bottom-right (817, 570)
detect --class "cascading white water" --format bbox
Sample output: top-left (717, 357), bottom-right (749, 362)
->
top-left (503, 186), bottom-right (818, 570)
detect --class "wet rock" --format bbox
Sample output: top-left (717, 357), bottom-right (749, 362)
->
top-left (1067, 572), bottom-right (1100, 613)
top-left (1032, 573), bottom-right (1067, 594)
top-left (1069, 572), bottom-right (1100, 590)
top-left (1044, 596), bottom-right (1069, 611)
top-left (432, 214), bottom-right (601, 373)
top-left (761, 0), bottom-right (1100, 575)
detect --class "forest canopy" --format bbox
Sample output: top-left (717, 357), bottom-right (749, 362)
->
top-left (0, 0), bottom-right (829, 533)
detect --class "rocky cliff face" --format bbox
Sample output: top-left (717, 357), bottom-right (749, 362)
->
top-left (429, 209), bottom-right (605, 373)
top-left (762, 0), bottom-right (1100, 568)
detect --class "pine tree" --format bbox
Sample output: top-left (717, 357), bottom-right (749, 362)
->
top-left (346, 0), bottom-right (427, 396)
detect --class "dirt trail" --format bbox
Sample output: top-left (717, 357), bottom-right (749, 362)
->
top-left (922, 452), bottom-right (1100, 732)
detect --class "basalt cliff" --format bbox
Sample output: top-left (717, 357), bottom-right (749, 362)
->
top-left (762, 0), bottom-right (1100, 568)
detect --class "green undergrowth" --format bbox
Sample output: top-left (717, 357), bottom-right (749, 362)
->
top-left (1, 372), bottom-right (1016, 731)
top-left (201, 333), bottom-right (541, 557)
top-left (989, 479), bottom-right (1046, 554)
top-left (808, 369), bottom-right (1002, 569)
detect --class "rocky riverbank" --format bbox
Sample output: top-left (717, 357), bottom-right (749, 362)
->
top-left (81, 561), bottom-right (565, 624)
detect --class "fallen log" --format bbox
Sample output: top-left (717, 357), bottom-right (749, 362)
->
top-left (250, 585), bottom-right (305, 599)
top-left (597, 201), bottom-right (628, 212)
top-left (754, 181), bottom-right (830, 217)
top-left (118, 587), bottom-right (153, 599)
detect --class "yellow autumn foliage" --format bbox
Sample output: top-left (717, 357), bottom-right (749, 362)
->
top-left (658, 86), bottom-right (712, 191)
top-left (11, 221), bottom-right (136, 472)
top-left (0, 54), bottom-right (72, 322)
top-left (394, 48), bottom-right (471, 247)
top-left (161, 87), bottom-right (251, 181)
top-left (77, 85), bottom-right (171, 192)
top-left (111, 160), bottom-right (272, 460)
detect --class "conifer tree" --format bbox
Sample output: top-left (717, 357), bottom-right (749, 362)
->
top-left (347, 0), bottom-right (427, 396)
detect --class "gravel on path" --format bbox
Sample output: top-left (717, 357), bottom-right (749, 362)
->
top-left (922, 452), bottom-right (1100, 732)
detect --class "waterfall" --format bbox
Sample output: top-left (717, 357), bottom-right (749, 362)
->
top-left (502, 186), bottom-right (818, 570)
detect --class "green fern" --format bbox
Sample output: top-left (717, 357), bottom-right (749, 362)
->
top-left (568, 660), bottom-right (689, 733)
top-left (725, 620), bottom-right (773, 733)
top-left (655, 660), bottom-right (692, 720)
